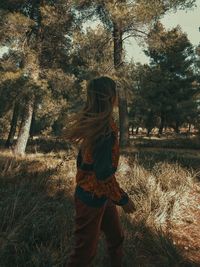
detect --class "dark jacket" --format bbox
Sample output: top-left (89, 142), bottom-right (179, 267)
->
top-left (74, 118), bottom-right (129, 207)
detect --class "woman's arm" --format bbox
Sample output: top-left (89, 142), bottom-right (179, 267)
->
top-left (92, 132), bottom-right (129, 206)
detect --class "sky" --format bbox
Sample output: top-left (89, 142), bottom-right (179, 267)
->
top-left (125, 0), bottom-right (200, 63)
top-left (0, 1), bottom-right (200, 63)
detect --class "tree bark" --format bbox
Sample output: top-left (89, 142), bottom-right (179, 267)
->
top-left (158, 112), bottom-right (165, 135)
top-left (147, 128), bottom-right (152, 137)
top-left (5, 102), bottom-right (20, 148)
top-left (11, 2), bottom-right (41, 155)
top-left (13, 96), bottom-right (35, 155)
top-left (113, 21), bottom-right (129, 147)
top-left (175, 120), bottom-right (180, 134)
top-left (188, 123), bottom-right (191, 133)
top-left (29, 104), bottom-right (36, 139)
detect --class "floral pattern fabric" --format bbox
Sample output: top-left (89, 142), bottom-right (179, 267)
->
top-left (75, 118), bottom-right (128, 203)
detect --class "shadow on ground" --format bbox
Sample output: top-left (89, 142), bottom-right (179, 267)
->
top-left (0, 154), bottom-right (75, 267)
top-left (0, 137), bottom-right (72, 154)
top-left (0, 150), bottom-right (199, 267)
top-left (118, 214), bottom-right (199, 267)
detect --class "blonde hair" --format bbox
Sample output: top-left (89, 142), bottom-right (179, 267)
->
top-left (62, 76), bottom-right (117, 154)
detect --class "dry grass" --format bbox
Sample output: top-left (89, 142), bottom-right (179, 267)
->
top-left (132, 135), bottom-right (200, 150)
top-left (118, 156), bottom-right (196, 227)
top-left (0, 147), bottom-right (199, 267)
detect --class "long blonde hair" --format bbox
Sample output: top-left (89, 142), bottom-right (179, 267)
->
top-left (62, 76), bottom-right (117, 154)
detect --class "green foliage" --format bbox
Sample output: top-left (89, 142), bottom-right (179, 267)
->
top-left (0, 0), bottom-right (197, 143)
top-left (129, 23), bottom-right (198, 133)
top-left (69, 25), bottom-right (115, 79)
top-left (75, 0), bottom-right (196, 34)
top-left (0, 0), bottom-right (79, 140)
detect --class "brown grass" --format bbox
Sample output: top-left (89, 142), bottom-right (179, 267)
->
top-left (0, 146), bottom-right (199, 267)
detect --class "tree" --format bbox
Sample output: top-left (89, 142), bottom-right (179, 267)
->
top-left (73, 0), bottom-right (196, 146)
top-left (130, 23), bottom-right (198, 135)
top-left (69, 25), bottom-right (114, 79)
top-left (0, 0), bottom-right (76, 155)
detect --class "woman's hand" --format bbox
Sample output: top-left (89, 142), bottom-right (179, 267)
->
top-left (122, 198), bottom-right (136, 214)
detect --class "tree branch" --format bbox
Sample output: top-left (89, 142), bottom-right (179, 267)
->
top-left (124, 27), bottom-right (148, 36)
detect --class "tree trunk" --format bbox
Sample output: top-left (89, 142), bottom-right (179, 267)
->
top-left (29, 105), bottom-right (36, 139)
top-left (159, 113), bottom-right (165, 135)
top-left (113, 21), bottom-right (129, 147)
top-left (147, 128), bottom-right (152, 137)
top-left (5, 102), bottom-right (20, 148)
top-left (118, 87), bottom-right (129, 147)
top-left (12, 1), bottom-right (41, 155)
top-left (188, 123), bottom-right (191, 133)
top-left (175, 120), bottom-right (180, 134)
top-left (131, 125), bottom-right (134, 135)
top-left (13, 96), bottom-right (35, 155)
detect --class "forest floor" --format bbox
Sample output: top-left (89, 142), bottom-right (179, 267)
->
top-left (0, 135), bottom-right (200, 267)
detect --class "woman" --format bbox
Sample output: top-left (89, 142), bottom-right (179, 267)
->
top-left (64, 76), bottom-right (135, 267)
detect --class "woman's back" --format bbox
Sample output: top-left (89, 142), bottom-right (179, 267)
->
top-left (74, 117), bottom-right (129, 207)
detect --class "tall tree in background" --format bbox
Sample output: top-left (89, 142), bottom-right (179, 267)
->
top-left (74, 0), bottom-right (196, 147)
top-left (192, 44), bottom-right (200, 131)
top-left (130, 23), bottom-right (198, 135)
top-left (0, 50), bottom-right (26, 145)
top-left (1, 0), bottom-right (43, 154)
top-left (69, 25), bottom-right (114, 80)
top-left (0, 0), bottom-right (76, 154)
top-left (0, 0), bottom-right (196, 152)
top-left (146, 22), bottom-right (198, 134)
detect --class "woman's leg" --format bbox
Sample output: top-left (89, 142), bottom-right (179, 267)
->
top-left (67, 195), bottom-right (107, 267)
top-left (100, 199), bottom-right (125, 267)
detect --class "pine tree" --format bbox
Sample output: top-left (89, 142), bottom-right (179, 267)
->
top-left (73, 0), bottom-right (196, 146)
top-left (130, 23), bottom-right (198, 135)
top-left (0, 0), bottom-right (76, 154)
